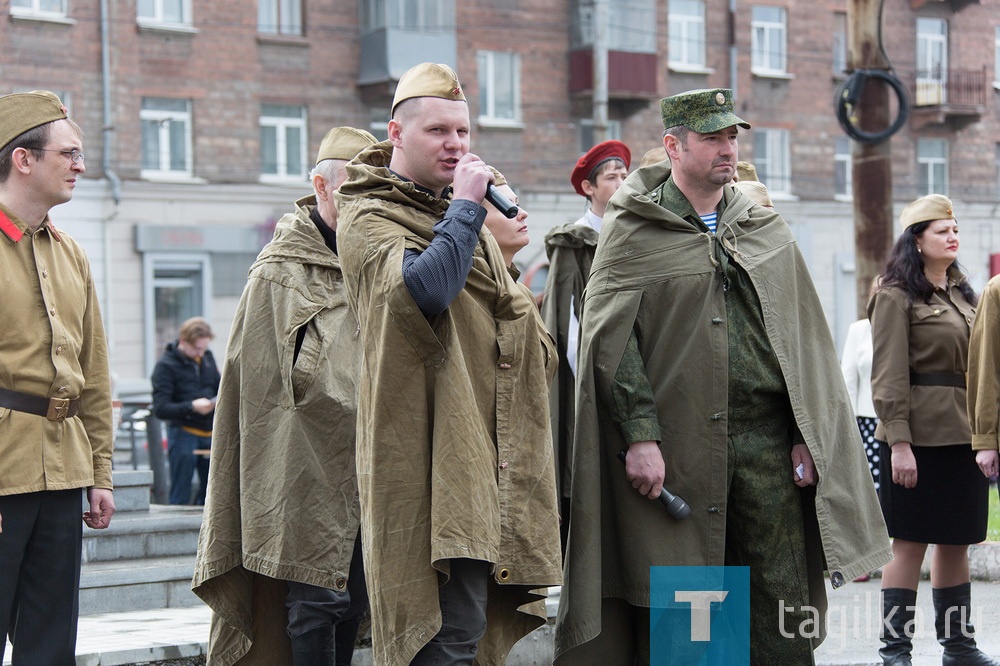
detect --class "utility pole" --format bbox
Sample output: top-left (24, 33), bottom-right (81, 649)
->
top-left (847, 0), bottom-right (895, 318)
top-left (592, 0), bottom-right (609, 144)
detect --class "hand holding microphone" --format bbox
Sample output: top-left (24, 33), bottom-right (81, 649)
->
top-left (617, 448), bottom-right (691, 520)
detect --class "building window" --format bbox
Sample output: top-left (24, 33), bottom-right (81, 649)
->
top-left (832, 12), bottom-right (848, 75)
top-left (10, 0), bottom-right (67, 19)
top-left (579, 119), bottom-right (622, 153)
top-left (994, 27), bottom-right (1000, 88)
top-left (141, 98), bottom-right (192, 178)
top-left (369, 108), bottom-right (390, 142)
top-left (753, 128), bottom-right (791, 195)
top-left (751, 6), bottom-right (787, 76)
top-left (477, 51), bottom-right (521, 125)
top-left (361, 0), bottom-right (455, 32)
top-left (669, 0), bottom-right (706, 70)
top-left (572, 0), bottom-right (656, 53)
top-left (258, 0), bottom-right (301, 35)
top-left (137, 0), bottom-right (191, 27)
top-left (834, 136), bottom-right (852, 199)
top-left (143, 254), bottom-right (210, 373)
top-left (915, 17), bottom-right (947, 105)
top-left (917, 138), bottom-right (948, 196)
top-left (260, 104), bottom-right (307, 181)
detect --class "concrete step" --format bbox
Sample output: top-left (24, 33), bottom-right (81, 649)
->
top-left (80, 554), bottom-right (201, 615)
top-left (82, 505), bottom-right (204, 563)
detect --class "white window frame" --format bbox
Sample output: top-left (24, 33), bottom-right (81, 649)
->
top-left (834, 136), bottom-right (852, 200)
top-left (141, 98), bottom-right (194, 180)
top-left (753, 128), bottom-right (792, 197)
top-left (258, 0), bottom-right (302, 36)
top-left (669, 0), bottom-right (708, 72)
top-left (751, 6), bottom-right (788, 77)
top-left (259, 104), bottom-right (308, 183)
top-left (917, 138), bottom-right (948, 196)
top-left (579, 119), bottom-right (623, 153)
top-left (142, 253), bottom-right (212, 376)
top-left (10, 0), bottom-right (68, 21)
top-left (476, 51), bottom-right (522, 128)
top-left (608, 0), bottom-right (656, 53)
top-left (361, 0), bottom-right (454, 32)
top-left (994, 27), bottom-right (1000, 89)
top-left (916, 17), bottom-right (947, 105)
top-left (832, 12), bottom-right (848, 75)
top-left (137, 0), bottom-right (192, 30)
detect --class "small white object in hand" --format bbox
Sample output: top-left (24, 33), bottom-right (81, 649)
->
top-left (795, 463), bottom-right (805, 480)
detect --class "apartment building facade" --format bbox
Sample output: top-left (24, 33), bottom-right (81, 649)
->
top-left (2, 0), bottom-right (997, 391)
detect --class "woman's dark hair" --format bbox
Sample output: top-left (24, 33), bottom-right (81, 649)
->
top-left (877, 220), bottom-right (977, 306)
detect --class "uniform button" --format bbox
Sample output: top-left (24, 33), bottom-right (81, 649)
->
top-left (499, 460), bottom-right (509, 470)
top-left (41, 269), bottom-right (48, 278)
top-left (707, 506), bottom-right (721, 513)
top-left (335, 578), bottom-right (347, 590)
top-left (49, 308), bottom-right (56, 316)
top-left (498, 568), bottom-right (511, 581)
top-left (830, 571), bottom-right (845, 589)
top-left (55, 346), bottom-right (63, 355)
top-left (711, 317), bottom-right (723, 324)
top-left (499, 362), bottom-right (511, 369)
top-left (710, 412), bottom-right (723, 421)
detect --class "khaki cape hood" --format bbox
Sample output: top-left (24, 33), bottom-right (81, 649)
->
top-left (192, 198), bottom-right (361, 665)
top-left (554, 162), bottom-right (891, 661)
top-left (336, 143), bottom-right (563, 666)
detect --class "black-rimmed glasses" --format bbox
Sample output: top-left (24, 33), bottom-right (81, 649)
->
top-left (37, 148), bottom-right (85, 165)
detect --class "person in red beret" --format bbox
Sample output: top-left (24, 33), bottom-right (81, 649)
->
top-left (540, 139), bottom-right (630, 550)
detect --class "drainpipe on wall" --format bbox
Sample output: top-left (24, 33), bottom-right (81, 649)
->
top-left (100, 0), bottom-right (121, 363)
top-left (729, 0), bottom-right (738, 99)
top-left (592, 0), bottom-right (609, 144)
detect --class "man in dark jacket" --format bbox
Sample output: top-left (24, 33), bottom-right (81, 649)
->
top-left (151, 316), bottom-right (220, 505)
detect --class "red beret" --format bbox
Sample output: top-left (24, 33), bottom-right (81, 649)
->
top-left (570, 140), bottom-right (631, 196)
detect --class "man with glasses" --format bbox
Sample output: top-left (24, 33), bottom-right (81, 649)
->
top-left (0, 90), bottom-right (115, 664)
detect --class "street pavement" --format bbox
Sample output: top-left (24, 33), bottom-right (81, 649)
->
top-left (6, 579), bottom-right (1000, 664)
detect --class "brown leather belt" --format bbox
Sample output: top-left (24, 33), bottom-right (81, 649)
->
top-left (0, 387), bottom-right (81, 421)
top-left (909, 370), bottom-right (965, 388)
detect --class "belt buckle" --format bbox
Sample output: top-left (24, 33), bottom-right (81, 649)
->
top-left (47, 397), bottom-right (71, 421)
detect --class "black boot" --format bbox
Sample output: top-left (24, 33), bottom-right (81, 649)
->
top-left (879, 588), bottom-right (916, 665)
top-left (933, 583), bottom-right (1000, 666)
top-left (290, 625), bottom-right (335, 666)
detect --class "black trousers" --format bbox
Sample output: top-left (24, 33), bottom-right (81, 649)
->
top-left (0, 489), bottom-right (83, 665)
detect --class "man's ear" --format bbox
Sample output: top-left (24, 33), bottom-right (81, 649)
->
top-left (387, 119), bottom-right (403, 148)
top-left (580, 178), bottom-right (596, 198)
top-left (663, 134), bottom-right (682, 162)
top-left (11, 147), bottom-right (32, 175)
top-left (313, 173), bottom-right (329, 201)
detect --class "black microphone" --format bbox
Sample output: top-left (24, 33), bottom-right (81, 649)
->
top-left (617, 449), bottom-right (692, 520)
top-left (485, 183), bottom-right (518, 219)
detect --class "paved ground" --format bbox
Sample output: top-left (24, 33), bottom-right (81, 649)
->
top-left (6, 579), bottom-right (1000, 664)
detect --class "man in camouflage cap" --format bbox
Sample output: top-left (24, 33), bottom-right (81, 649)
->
top-left (336, 63), bottom-right (562, 665)
top-left (555, 88), bottom-right (891, 664)
top-left (0, 91), bottom-right (116, 663)
top-left (193, 127), bottom-right (376, 666)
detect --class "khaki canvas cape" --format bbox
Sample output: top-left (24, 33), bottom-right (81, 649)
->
top-left (336, 142), bottom-right (563, 666)
top-left (541, 222), bottom-right (599, 500)
top-left (192, 197), bottom-right (361, 665)
top-left (554, 161), bottom-right (891, 662)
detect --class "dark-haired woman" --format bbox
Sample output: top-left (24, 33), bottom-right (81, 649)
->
top-left (869, 194), bottom-right (995, 665)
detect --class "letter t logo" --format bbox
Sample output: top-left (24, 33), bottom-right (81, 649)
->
top-left (674, 590), bottom-right (729, 641)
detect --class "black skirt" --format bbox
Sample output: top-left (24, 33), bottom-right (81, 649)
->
top-left (878, 442), bottom-right (988, 545)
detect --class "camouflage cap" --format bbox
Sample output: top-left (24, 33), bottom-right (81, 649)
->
top-left (660, 88), bottom-right (750, 133)
top-left (315, 126), bottom-right (377, 165)
top-left (0, 90), bottom-right (68, 152)
top-left (391, 62), bottom-right (466, 116)
top-left (899, 194), bottom-right (955, 230)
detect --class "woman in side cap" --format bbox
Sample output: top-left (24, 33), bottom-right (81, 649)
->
top-left (868, 194), bottom-right (995, 665)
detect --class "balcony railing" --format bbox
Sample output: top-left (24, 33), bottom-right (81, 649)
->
top-left (913, 68), bottom-right (987, 107)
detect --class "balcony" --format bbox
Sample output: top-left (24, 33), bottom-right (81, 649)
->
top-left (910, 0), bottom-right (979, 11)
top-left (909, 67), bottom-right (987, 130)
top-left (569, 48), bottom-right (659, 105)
